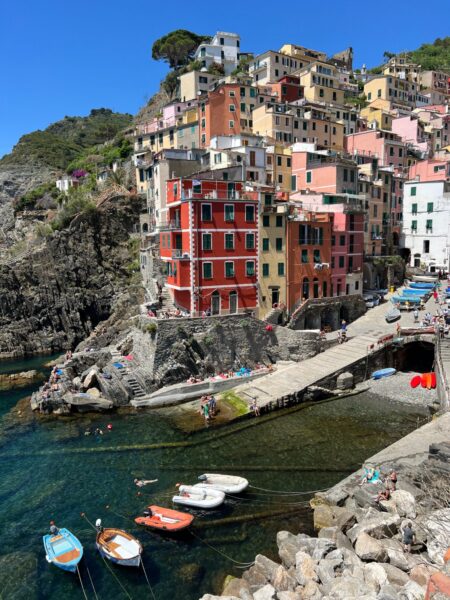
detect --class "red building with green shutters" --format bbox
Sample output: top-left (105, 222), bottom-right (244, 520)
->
top-left (160, 177), bottom-right (259, 315)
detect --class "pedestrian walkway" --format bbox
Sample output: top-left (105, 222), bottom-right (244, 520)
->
top-left (232, 290), bottom-right (437, 410)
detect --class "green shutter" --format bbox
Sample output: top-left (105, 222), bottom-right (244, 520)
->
top-left (262, 263), bottom-right (269, 276)
top-left (412, 203), bottom-right (417, 215)
top-left (427, 202), bottom-right (433, 213)
top-left (278, 263), bottom-right (285, 276)
top-left (411, 187), bottom-right (416, 196)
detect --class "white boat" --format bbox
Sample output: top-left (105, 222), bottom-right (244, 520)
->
top-left (196, 473), bottom-right (249, 494)
top-left (412, 275), bottom-right (439, 283)
top-left (172, 485), bottom-right (225, 509)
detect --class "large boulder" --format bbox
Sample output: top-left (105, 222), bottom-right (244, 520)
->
top-left (255, 554), bottom-right (279, 582)
top-left (378, 539), bottom-right (422, 572)
top-left (253, 584), bottom-right (277, 600)
top-left (242, 564), bottom-right (268, 591)
top-left (314, 486), bottom-right (349, 507)
top-left (297, 538), bottom-right (336, 561)
top-left (377, 584), bottom-right (403, 600)
top-left (222, 577), bottom-right (252, 599)
top-left (317, 555), bottom-right (342, 585)
top-left (398, 580), bottom-right (426, 599)
top-left (295, 551), bottom-right (318, 586)
top-left (313, 505), bottom-right (355, 532)
top-left (364, 563), bottom-right (388, 592)
top-left (379, 563), bottom-right (410, 587)
top-left (409, 563), bottom-right (439, 587)
top-left (354, 532), bottom-right (388, 562)
top-left (273, 565), bottom-right (296, 592)
top-left (390, 490), bottom-right (416, 519)
top-left (419, 508), bottom-right (450, 566)
top-left (277, 532), bottom-right (304, 568)
top-left (347, 513), bottom-right (401, 544)
top-left (299, 580), bottom-right (323, 599)
top-left (276, 592), bottom-right (302, 600)
top-left (323, 575), bottom-right (376, 599)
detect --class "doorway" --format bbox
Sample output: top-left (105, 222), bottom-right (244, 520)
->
top-left (271, 288), bottom-right (280, 306)
top-left (229, 291), bottom-right (238, 314)
top-left (211, 291), bottom-right (221, 315)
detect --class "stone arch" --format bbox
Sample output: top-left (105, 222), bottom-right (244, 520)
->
top-left (142, 222), bottom-right (149, 233)
top-left (339, 304), bottom-right (350, 323)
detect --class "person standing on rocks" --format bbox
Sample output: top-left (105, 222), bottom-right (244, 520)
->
top-left (401, 521), bottom-right (415, 553)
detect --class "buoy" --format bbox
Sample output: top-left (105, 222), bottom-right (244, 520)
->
top-left (265, 324), bottom-right (273, 331)
top-left (107, 424), bottom-right (112, 430)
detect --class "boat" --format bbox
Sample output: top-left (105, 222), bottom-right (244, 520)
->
top-left (409, 282), bottom-right (435, 289)
top-left (403, 288), bottom-right (430, 296)
top-left (172, 485), bottom-right (225, 509)
top-left (420, 372), bottom-right (437, 390)
top-left (135, 505), bottom-right (194, 532)
top-left (391, 296), bottom-right (421, 305)
top-left (196, 473), bottom-right (249, 494)
top-left (412, 275), bottom-right (439, 283)
top-left (95, 521), bottom-right (142, 567)
top-left (372, 368), bottom-right (396, 380)
top-left (43, 527), bottom-right (83, 573)
top-left (385, 308), bottom-right (401, 323)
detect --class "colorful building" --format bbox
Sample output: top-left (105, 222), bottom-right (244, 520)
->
top-left (297, 61), bottom-right (345, 105)
top-left (160, 177), bottom-right (259, 315)
top-left (291, 145), bottom-right (358, 194)
top-left (194, 31), bottom-right (241, 75)
top-left (344, 130), bottom-right (407, 172)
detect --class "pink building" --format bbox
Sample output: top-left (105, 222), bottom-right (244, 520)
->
top-left (391, 115), bottom-right (429, 157)
top-left (409, 159), bottom-right (450, 182)
top-left (344, 130), bottom-right (407, 173)
top-left (291, 191), bottom-right (365, 296)
top-left (291, 147), bottom-right (359, 195)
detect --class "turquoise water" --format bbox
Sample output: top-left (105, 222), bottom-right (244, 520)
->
top-left (0, 356), bottom-right (429, 600)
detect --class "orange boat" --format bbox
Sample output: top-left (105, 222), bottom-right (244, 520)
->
top-left (135, 505), bottom-right (194, 532)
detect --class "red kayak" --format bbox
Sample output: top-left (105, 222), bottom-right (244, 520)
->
top-left (410, 375), bottom-right (421, 389)
top-left (135, 506), bottom-right (194, 532)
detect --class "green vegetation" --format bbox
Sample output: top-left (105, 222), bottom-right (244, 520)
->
top-left (15, 181), bottom-right (64, 211)
top-left (345, 94), bottom-right (367, 109)
top-left (207, 63), bottom-right (225, 76)
top-left (145, 322), bottom-right (158, 336)
top-left (51, 187), bottom-right (96, 231)
top-left (0, 109), bottom-right (133, 170)
top-left (231, 56), bottom-right (253, 77)
top-left (220, 391), bottom-right (249, 416)
top-left (152, 30), bottom-right (211, 69)
top-left (66, 136), bottom-right (132, 175)
top-left (370, 37), bottom-right (450, 73)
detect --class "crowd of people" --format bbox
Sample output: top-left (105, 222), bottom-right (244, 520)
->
top-left (199, 395), bottom-right (218, 423)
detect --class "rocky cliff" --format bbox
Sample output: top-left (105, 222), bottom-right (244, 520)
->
top-left (0, 196), bottom-right (143, 357)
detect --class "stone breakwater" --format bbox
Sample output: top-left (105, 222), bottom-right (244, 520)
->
top-left (200, 414), bottom-right (450, 600)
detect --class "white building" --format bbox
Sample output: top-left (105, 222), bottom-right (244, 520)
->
top-left (194, 32), bottom-right (241, 75)
top-left (403, 180), bottom-right (450, 271)
top-left (209, 134), bottom-right (266, 183)
top-left (249, 50), bottom-right (300, 85)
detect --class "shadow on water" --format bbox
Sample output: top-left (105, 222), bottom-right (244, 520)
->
top-left (0, 354), bottom-right (431, 600)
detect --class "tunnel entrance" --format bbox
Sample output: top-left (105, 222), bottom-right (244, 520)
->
top-left (393, 341), bottom-right (434, 373)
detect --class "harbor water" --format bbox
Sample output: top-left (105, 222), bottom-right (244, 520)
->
top-left (0, 356), bottom-right (430, 600)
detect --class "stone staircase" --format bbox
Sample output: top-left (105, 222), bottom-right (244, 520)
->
top-left (123, 375), bottom-right (146, 399)
top-left (109, 346), bottom-right (146, 399)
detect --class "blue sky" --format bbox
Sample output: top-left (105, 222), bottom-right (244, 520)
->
top-left (2, 0), bottom-right (450, 158)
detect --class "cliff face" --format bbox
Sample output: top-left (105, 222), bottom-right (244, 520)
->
top-left (0, 197), bottom-right (143, 357)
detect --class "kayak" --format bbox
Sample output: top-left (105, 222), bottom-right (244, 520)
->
top-left (409, 282), bottom-right (435, 289)
top-left (372, 368), bottom-right (396, 380)
top-left (410, 375), bottom-right (422, 388)
top-left (196, 473), bottom-right (249, 494)
top-left (135, 505), bottom-right (194, 531)
top-left (421, 373), bottom-right (436, 389)
top-left (173, 485), bottom-right (225, 509)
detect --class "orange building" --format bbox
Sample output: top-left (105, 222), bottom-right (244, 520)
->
top-left (286, 210), bottom-right (333, 311)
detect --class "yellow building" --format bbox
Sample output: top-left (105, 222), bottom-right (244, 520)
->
top-left (297, 62), bottom-right (345, 105)
top-left (258, 192), bottom-right (288, 318)
top-left (266, 145), bottom-right (292, 191)
top-left (179, 70), bottom-right (219, 102)
top-left (364, 75), bottom-right (428, 108)
top-left (279, 44), bottom-right (327, 68)
top-left (252, 102), bottom-right (294, 144)
top-left (360, 104), bottom-right (393, 130)
top-left (382, 56), bottom-right (420, 83)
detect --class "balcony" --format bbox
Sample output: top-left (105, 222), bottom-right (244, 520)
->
top-left (160, 220), bottom-right (181, 231)
top-left (172, 249), bottom-right (190, 260)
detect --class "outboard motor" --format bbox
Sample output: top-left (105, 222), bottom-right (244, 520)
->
top-left (95, 518), bottom-right (103, 532)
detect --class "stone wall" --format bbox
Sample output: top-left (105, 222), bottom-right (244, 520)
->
top-left (289, 294), bottom-right (367, 331)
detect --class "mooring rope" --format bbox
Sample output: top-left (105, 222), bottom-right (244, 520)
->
top-left (100, 553), bottom-right (133, 600)
top-left (77, 565), bottom-right (89, 600)
top-left (85, 564), bottom-right (99, 600)
top-left (248, 484), bottom-right (330, 496)
top-left (140, 560), bottom-right (157, 600)
top-left (189, 529), bottom-right (255, 568)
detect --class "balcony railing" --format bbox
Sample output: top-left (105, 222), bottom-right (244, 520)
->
top-left (172, 249), bottom-right (190, 260)
top-left (160, 220), bottom-right (181, 231)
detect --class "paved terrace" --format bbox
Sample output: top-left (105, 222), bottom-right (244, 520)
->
top-left (230, 291), bottom-right (437, 409)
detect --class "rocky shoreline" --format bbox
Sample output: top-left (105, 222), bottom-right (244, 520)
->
top-left (200, 414), bottom-right (450, 600)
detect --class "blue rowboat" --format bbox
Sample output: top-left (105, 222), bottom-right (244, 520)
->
top-left (43, 528), bottom-right (83, 573)
top-left (403, 288), bottom-right (429, 296)
top-left (409, 282), bottom-right (435, 289)
top-left (372, 368), bottom-right (396, 380)
top-left (392, 296), bottom-right (421, 305)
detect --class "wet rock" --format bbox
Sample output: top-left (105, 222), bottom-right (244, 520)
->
top-left (398, 580), bottom-right (426, 599)
top-left (364, 563), bottom-right (388, 592)
top-left (255, 554), bottom-right (279, 582)
top-left (273, 565), bottom-right (296, 591)
top-left (347, 513), bottom-right (400, 543)
top-left (390, 490), bottom-right (416, 519)
top-left (409, 563), bottom-right (439, 587)
top-left (337, 372), bottom-right (353, 390)
top-left (0, 369), bottom-right (44, 390)
top-left (354, 532), bottom-right (387, 562)
top-left (295, 551), bottom-right (318, 586)
top-left (242, 564), bottom-right (269, 591)
top-left (253, 583), bottom-right (276, 600)
top-left (221, 577), bottom-right (252, 599)
top-left (178, 562), bottom-right (203, 585)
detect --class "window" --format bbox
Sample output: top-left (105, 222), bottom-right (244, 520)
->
top-left (411, 203), bottom-right (417, 215)
top-left (263, 215), bottom-right (270, 227)
top-left (427, 202), bottom-right (433, 213)
top-left (214, 152), bottom-right (222, 164)
top-left (229, 120), bottom-right (235, 128)
top-left (306, 171), bottom-right (312, 184)
top-left (277, 156), bottom-right (282, 166)
top-left (225, 261), bottom-right (235, 277)
top-left (246, 261), bottom-right (255, 276)
top-left (313, 249), bottom-right (321, 263)
top-left (262, 263), bottom-right (270, 277)
top-left (203, 262), bottom-right (212, 279)
top-left (275, 238), bottom-right (283, 251)
top-left (411, 186), bottom-right (417, 196)
top-left (423, 240), bottom-right (430, 253)
top-left (278, 174), bottom-right (283, 183)
top-left (411, 220), bottom-right (417, 231)
top-left (229, 104), bottom-right (235, 112)
top-left (301, 249), bottom-right (308, 263)
top-left (202, 233), bottom-right (212, 250)
top-left (249, 87), bottom-right (256, 97)
top-left (291, 175), bottom-right (297, 191)
top-left (245, 205), bottom-right (255, 222)
top-left (339, 256), bottom-right (345, 268)
top-left (278, 262), bottom-right (285, 276)
top-left (201, 204), bottom-right (212, 221)
top-left (240, 102), bottom-right (246, 112)
top-left (264, 193), bottom-right (272, 206)
top-left (339, 235), bottom-right (345, 246)
top-left (229, 90), bottom-right (235, 97)
top-left (287, 157), bottom-right (291, 168)
top-left (276, 215), bottom-right (283, 227)
top-left (225, 233), bottom-right (234, 249)
top-left (262, 238), bottom-right (269, 251)
top-left (246, 233), bottom-right (255, 249)
top-left (426, 219), bottom-right (433, 232)
top-left (389, 147), bottom-right (394, 156)
top-left (224, 205), bottom-right (234, 221)
top-left (343, 168), bottom-right (348, 182)
top-left (319, 88), bottom-right (324, 98)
